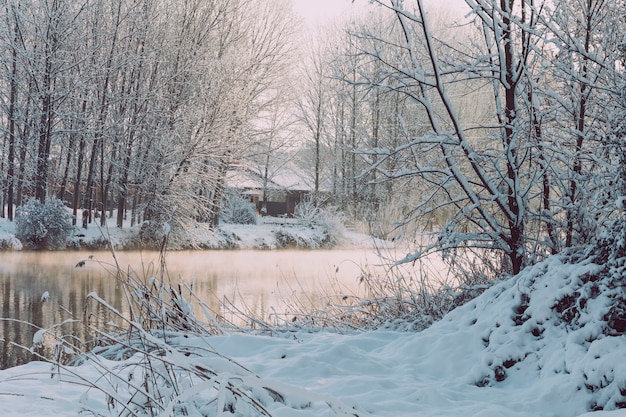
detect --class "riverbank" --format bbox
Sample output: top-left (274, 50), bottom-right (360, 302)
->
top-left (0, 215), bottom-right (389, 251)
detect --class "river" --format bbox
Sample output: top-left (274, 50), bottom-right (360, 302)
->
top-left (0, 249), bottom-right (382, 369)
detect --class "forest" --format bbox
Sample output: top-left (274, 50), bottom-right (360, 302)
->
top-left (0, 0), bottom-right (625, 273)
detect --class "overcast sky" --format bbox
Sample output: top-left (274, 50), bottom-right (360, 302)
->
top-left (290, 0), bottom-right (363, 27)
top-left (291, 0), bottom-right (471, 28)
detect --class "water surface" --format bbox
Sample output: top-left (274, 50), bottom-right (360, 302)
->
top-left (0, 249), bottom-right (376, 369)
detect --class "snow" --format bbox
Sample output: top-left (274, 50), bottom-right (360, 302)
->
top-left (31, 329), bottom-right (46, 348)
top-left (213, 218), bottom-right (387, 250)
top-left (0, 211), bottom-right (387, 251)
top-left (0, 218), bottom-right (22, 250)
top-left (1, 241), bottom-right (625, 416)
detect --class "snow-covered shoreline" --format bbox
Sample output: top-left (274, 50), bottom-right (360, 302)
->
top-left (0, 215), bottom-right (388, 251)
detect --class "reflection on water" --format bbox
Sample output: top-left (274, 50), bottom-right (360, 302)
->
top-left (0, 249), bottom-right (375, 369)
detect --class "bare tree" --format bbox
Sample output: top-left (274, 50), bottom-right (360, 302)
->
top-left (297, 29), bottom-right (334, 199)
top-left (535, 0), bottom-right (625, 247)
top-left (2, 1), bottom-right (21, 220)
top-left (341, 0), bottom-right (545, 274)
top-left (336, 0), bottom-right (626, 275)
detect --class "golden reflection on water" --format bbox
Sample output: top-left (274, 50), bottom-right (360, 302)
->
top-left (0, 249), bottom-right (372, 369)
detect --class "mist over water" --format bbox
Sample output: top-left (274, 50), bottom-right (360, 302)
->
top-left (0, 249), bottom-right (375, 369)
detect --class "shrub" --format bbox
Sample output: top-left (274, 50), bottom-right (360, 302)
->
top-left (15, 198), bottom-right (73, 249)
top-left (139, 218), bottom-right (169, 249)
top-left (221, 189), bottom-right (257, 224)
top-left (293, 196), bottom-right (321, 227)
top-left (0, 235), bottom-right (23, 250)
top-left (294, 197), bottom-right (345, 246)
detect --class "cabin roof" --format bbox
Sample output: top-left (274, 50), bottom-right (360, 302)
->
top-left (225, 163), bottom-right (318, 193)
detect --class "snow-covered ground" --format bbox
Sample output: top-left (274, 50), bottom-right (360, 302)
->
top-left (1, 233), bottom-right (625, 416)
top-left (0, 213), bottom-right (387, 251)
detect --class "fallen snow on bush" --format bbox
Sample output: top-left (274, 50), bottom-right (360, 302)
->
top-left (1, 233), bottom-right (625, 416)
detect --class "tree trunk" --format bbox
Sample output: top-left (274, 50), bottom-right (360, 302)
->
top-left (501, 0), bottom-right (525, 274)
top-left (116, 142), bottom-right (132, 228)
top-left (210, 157), bottom-right (230, 228)
top-left (16, 119), bottom-right (29, 207)
top-left (565, 0), bottom-right (593, 248)
top-left (6, 20), bottom-right (18, 220)
top-left (56, 133), bottom-right (75, 202)
top-left (72, 100), bottom-right (87, 226)
top-left (35, 53), bottom-right (53, 203)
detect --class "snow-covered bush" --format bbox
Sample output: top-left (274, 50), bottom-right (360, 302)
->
top-left (294, 197), bottom-right (345, 246)
top-left (293, 196), bottom-right (321, 227)
top-left (137, 201), bottom-right (185, 249)
top-left (15, 198), bottom-right (73, 249)
top-left (0, 234), bottom-right (23, 250)
top-left (271, 258), bottom-right (476, 332)
top-left (221, 189), bottom-right (257, 225)
top-left (138, 218), bottom-right (169, 248)
top-left (272, 224), bottom-right (337, 248)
